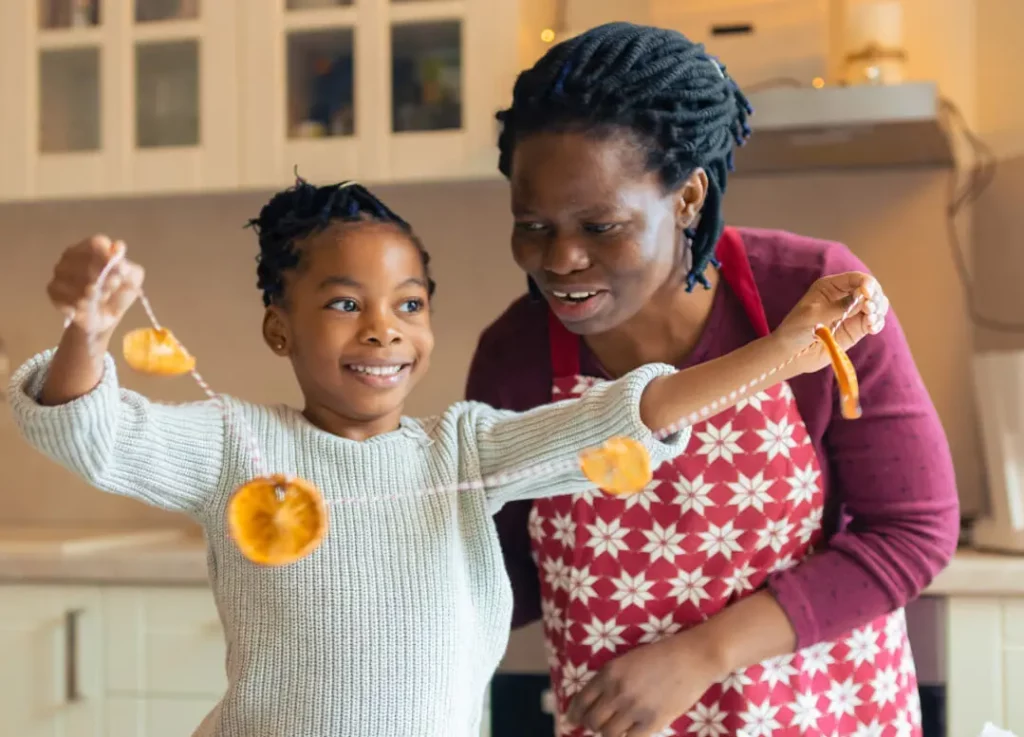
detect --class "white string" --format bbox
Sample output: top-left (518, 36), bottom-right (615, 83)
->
top-left (71, 245), bottom-right (867, 506)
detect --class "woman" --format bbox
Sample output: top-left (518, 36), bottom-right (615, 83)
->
top-left (466, 22), bottom-right (959, 737)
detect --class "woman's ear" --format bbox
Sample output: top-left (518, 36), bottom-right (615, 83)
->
top-left (262, 307), bottom-right (290, 356)
top-left (675, 168), bottom-right (709, 230)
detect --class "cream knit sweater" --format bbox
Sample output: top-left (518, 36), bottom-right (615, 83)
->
top-left (9, 350), bottom-right (689, 737)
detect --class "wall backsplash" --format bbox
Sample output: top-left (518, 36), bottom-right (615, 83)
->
top-left (0, 170), bottom-right (985, 538)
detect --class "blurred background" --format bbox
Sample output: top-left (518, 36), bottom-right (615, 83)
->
top-left (0, 1), bottom-right (1023, 736)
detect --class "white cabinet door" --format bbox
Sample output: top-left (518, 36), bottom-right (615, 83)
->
top-left (0, 585), bottom-right (104, 737)
top-left (106, 696), bottom-right (219, 737)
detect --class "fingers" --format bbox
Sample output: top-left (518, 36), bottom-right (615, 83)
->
top-left (48, 236), bottom-right (143, 331)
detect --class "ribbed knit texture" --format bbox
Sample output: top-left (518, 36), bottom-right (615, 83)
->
top-left (9, 349), bottom-right (688, 737)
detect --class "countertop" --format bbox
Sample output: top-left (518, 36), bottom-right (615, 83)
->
top-left (0, 528), bottom-right (1022, 594)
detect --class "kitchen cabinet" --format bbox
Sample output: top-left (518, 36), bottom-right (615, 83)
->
top-left (0, 0), bottom-right (531, 202)
top-left (0, 585), bottom-right (104, 737)
top-left (0, 581), bottom-right (493, 736)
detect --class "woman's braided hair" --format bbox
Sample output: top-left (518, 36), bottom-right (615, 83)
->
top-left (496, 22), bottom-right (753, 291)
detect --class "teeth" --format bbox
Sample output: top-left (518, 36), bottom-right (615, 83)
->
top-left (349, 365), bottom-right (404, 376)
top-left (552, 290), bottom-right (598, 300)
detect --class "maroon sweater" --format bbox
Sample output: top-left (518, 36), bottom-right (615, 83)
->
top-left (465, 227), bottom-right (960, 648)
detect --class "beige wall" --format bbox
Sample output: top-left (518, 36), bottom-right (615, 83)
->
top-left (0, 168), bottom-right (985, 534)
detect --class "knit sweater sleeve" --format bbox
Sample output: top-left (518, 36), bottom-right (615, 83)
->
top-left (464, 362), bottom-right (692, 513)
top-left (8, 349), bottom-right (225, 517)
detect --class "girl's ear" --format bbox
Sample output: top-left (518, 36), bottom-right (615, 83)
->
top-left (675, 168), bottom-right (709, 230)
top-left (262, 307), bottom-right (290, 356)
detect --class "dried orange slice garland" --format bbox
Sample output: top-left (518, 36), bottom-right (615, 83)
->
top-left (83, 247), bottom-right (867, 564)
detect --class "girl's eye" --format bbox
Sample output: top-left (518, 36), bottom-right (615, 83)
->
top-left (399, 299), bottom-right (424, 314)
top-left (583, 222), bottom-right (619, 234)
top-left (329, 298), bottom-right (359, 313)
top-left (514, 221), bottom-right (546, 233)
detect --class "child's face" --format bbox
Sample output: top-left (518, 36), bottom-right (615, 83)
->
top-left (264, 222), bottom-right (435, 436)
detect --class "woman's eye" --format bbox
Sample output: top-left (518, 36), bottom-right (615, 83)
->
top-left (328, 299), bottom-right (359, 313)
top-left (583, 222), bottom-right (619, 234)
top-left (514, 221), bottom-right (546, 233)
top-left (399, 299), bottom-right (424, 314)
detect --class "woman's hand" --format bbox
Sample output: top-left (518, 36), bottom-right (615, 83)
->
top-left (565, 630), bottom-right (726, 737)
top-left (773, 271), bottom-right (888, 375)
top-left (48, 235), bottom-right (144, 338)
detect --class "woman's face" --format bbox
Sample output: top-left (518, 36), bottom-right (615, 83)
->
top-left (509, 130), bottom-right (705, 335)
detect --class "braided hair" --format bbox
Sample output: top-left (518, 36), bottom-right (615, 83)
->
top-left (496, 22), bottom-right (753, 291)
top-left (247, 176), bottom-right (437, 307)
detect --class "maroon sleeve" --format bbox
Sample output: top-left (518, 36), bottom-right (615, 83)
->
top-left (765, 246), bottom-right (960, 647)
top-left (464, 302), bottom-right (547, 629)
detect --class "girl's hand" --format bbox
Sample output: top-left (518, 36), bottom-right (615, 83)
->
top-left (773, 271), bottom-right (888, 375)
top-left (48, 235), bottom-right (144, 337)
top-left (565, 631), bottom-right (725, 737)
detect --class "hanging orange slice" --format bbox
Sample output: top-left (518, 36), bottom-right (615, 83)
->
top-left (580, 436), bottom-right (652, 496)
top-left (815, 325), bottom-right (862, 420)
top-left (122, 327), bottom-right (196, 376)
top-left (227, 475), bottom-right (327, 566)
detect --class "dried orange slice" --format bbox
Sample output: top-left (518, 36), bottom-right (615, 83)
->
top-left (227, 475), bottom-right (327, 566)
top-left (580, 436), bottom-right (652, 496)
top-left (815, 325), bottom-right (862, 420)
top-left (122, 327), bottom-right (196, 376)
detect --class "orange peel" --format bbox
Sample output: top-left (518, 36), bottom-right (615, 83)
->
top-left (815, 325), bottom-right (862, 420)
top-left (227, 475), bottom-right (327, 566)
top-left (580, 436), bottom-right (652, 496)
top-left (122, 327), bottom-right (196, 376)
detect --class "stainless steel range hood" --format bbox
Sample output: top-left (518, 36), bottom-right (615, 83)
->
top-left (734, 82), bottom-right (954, 175)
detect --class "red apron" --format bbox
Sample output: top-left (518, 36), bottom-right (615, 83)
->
top-left (530, 228), bottom-right (922, 737)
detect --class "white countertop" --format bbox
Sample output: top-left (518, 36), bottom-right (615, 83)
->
top-left (0, 528), bottom-right (1021, 595)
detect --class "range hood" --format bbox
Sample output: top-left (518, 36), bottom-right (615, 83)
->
top-left (734, 82), bottom-right (954, 175)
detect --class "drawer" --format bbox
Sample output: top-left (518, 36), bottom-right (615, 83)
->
top-left (104, 587), bottom-right (227, 697)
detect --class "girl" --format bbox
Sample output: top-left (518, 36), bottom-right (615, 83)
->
top-left (469, 21), bottom-right (958, 737)
top-left (10, 180), bottom-right (885, 737)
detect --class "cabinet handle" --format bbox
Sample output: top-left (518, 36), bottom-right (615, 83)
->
top-left (64, 608), bottom-right (84, 703)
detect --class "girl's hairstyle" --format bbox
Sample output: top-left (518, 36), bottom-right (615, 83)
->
top-left (495, 22), bottom-right (753, 291)
top-left (247, 177), bottom-right (436, 307)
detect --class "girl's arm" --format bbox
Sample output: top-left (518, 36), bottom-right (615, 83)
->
top-left (472, 272), bottom-right (884, 512)
top-left (10, 326), bottom-right (225, 517)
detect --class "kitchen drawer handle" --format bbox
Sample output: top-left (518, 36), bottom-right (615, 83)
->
top-left (64, 608), bottom-right (84, 703)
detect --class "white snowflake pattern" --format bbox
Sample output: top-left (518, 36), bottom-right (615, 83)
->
top-left (738, 700), bottom-right (782, 737)
top-left (638, 612), bottom-right (681, 644)
top-left (825, 677), bottom-right (863, 719)
top-left (584, 517), bottom-right (630, 559)
top-left (580, 616), bottom-right (627, 654)
top-left (853, 720), bottom-right (885, 737)
top-left (756, 519), bottom-right (794, 554)
top-left (541, 598), bottom-right (564, 633)
top-left (789, 691), bottom-right (823, 731)
top-left (734, 390), bottom-right (766, 413)
top-left (768, 553), bottom-right (797, 574)
top-left (720, 669), bottom-right (755, 694)
top-left (787, 463), bottom-right (821, 506)
top-left (723, 561), bottom-right (758, 597)
top-left (528, 511), bottom-right (546, 544)
top-left (572, 486), bottom-right (603, 505)
top-left (727, 470), bottom-right (774, 513)
top-left (870, 666), bottom-right (900, 706)
top-left (797, 507), bottom-right (824, 544)
top-left (686, 701), bottom-right (728, 737)
top-left (884, 612), bottom-right (907, 652)
top-left (611, 570), bottom-right (656, 609)
top-left (571, 376), bottom-right (605, 395)
top-left (642, 521), bottom-right (686, 563)
top-left (801, 642), bottom-right (837, 676)
top-left (697, 520), bottom-right (744, 560)
top-left (568, 566), bottom-right (599, 605)
top-left (624, 480), bottom-right (660, 511)
top-left (669, 566), bottom-right (712, 608)
top-left (759, 654), bottom-right (798, 689)
top-left (695, 421), bottom-right (745, 463)
top-left (550, 512), bottom-right (576, 548)
top-left (907, 687), bottom-right (922, 725)
top-left (898, 640), bottom-right (916, 677)
top-left (560, 660), bottom-right (593, 697)
top-left (672, 473), bottom-right (716, 515)
top-left (845, 626), bottom-right (881, 667)
top-left (542, 556), bottom-right (570, 592)
top-left (894, 711), bottom-right (916, 737)
top-left (755, 417), bottom-right (798, 461)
